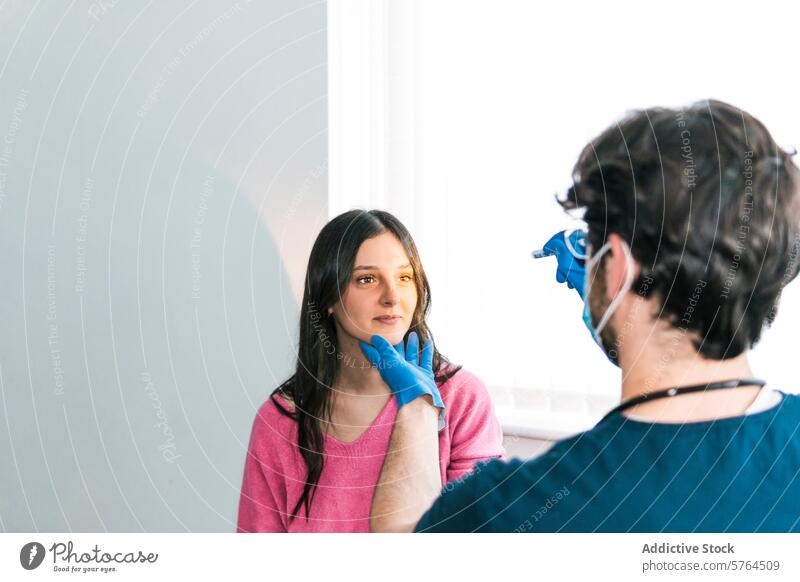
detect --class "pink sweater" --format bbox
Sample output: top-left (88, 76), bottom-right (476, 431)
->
top-left (237, 368), bottom-right (505, 532)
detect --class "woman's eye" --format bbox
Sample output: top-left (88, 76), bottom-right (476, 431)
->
top-left (355, 273), bottom-right (413, 284)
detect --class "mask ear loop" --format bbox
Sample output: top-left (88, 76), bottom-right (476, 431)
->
top-left (593, 240), bottom-right (635, 336)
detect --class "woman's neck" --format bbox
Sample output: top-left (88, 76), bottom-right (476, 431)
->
top-left (332, 333), bottom-right (390, 396)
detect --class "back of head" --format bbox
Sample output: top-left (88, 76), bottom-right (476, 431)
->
top-left (561, 100), bottom-right (800, 359)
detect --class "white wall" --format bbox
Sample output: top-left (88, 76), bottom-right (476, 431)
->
top-left (410, 0), bottom-right (800, 395)
top-left (0, 0), bottom-right (327, 532)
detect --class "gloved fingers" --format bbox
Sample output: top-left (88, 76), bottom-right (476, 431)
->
top-left (570, 229), bottom-right (588, 245)
top-left (566, 231), bottom-right (589, 259)
top-left (359, 341), bottom-right (382, 368)
top-left (404, 331), bottom-right (419, 365)
top-left (541, 243), bottom-right (561, 258)
top-left (371, 335), bottom-right (403, 363)
top-left (420, 339), bottom-right (434, 372)
top-left (568, 229), bottom-right (587, 244)
top-left (542, 231), bottom-right (564, 253)
top-left (540, 245), bottom-right (558, 258)
top-left (556, 267), bottom-right (568, 283)
top-left (563, 254), bottom-right (580, 268)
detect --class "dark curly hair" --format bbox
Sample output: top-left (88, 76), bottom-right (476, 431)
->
top-left (559, 99), bottom-right (800, 359)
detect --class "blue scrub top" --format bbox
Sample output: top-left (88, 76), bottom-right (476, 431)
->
top-left (415, 391), bottom-right (800, 532)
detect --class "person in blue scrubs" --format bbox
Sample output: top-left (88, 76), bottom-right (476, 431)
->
top-left (361, 99), bottom-right (800, 532)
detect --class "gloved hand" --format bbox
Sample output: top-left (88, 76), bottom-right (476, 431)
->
top-left (541, 229), bottom-right (588, 299)
top-left (359, 332), bottom-right (446, 431)
top-left (541, 230), bottom-right (618, 366)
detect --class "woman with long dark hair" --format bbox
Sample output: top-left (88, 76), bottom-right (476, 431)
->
top-left (237, 209), bottom-right (504, 532)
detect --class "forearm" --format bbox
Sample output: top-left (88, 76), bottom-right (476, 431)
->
top-left (370, 397), bottom-right (442, 533)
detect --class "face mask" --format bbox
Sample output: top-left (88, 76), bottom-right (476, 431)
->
top-left (582, 239), bottom-right (635, 362)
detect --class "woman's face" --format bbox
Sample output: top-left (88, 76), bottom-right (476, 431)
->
top-left (329, 232), bottom-right (418, 347)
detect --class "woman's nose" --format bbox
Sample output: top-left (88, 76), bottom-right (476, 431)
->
top-left (380, 281), bottom-right (400, 305)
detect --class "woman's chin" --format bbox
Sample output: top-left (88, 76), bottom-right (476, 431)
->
top-left (367, 327), bottom-right (409, 347)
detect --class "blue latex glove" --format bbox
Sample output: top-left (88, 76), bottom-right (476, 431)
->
top-left (540, 230), bottom-right (617, 366)
top-left (541, 229), bottom-right (588, 299)
top-left (359, 332), bottom-right (446, 431)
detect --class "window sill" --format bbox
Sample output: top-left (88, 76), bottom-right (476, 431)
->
top-left (489, 385), bottom-right (618, 442)
top-left (495, 406), bottom-right (602, 442)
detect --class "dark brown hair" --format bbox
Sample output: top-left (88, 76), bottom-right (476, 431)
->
top-left (273, 209), bottom-right (460, 522)
top-left (560, 99), bottom-right (800, 359)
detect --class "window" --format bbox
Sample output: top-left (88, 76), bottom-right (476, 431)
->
top-left (328, 0), bottom-right (800, 439)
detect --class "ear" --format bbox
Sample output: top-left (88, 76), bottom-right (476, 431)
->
top-left (604, 233), bottom-right (640, 301)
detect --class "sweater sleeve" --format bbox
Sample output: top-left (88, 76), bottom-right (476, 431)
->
top-left (237, 401), bottom-right (289, 532)
top-left (442, 369), bottom-right (506, 483)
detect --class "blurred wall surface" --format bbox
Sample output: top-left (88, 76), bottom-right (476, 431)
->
top-left (0, 0), bottom-right (327, 532)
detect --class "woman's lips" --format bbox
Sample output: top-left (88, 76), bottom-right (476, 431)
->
top-left (373, 315), bottom-right (402, 325)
